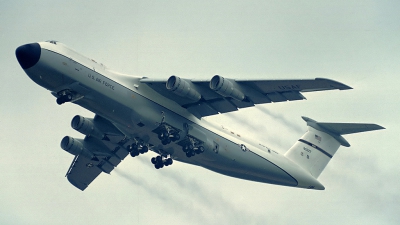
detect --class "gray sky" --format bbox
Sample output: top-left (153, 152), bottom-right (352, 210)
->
top-left (1, 1), bottom-right (399, 224)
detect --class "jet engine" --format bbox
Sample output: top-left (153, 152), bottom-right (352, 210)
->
top-left (60, 136), bottom-right (99, 161)
top-left (71, 115), bottom-right (105, 140)
top-left (71, 115), bottom-right (126, 143)
top-left (209, 75), bottom-right (245, 101)
top-left (166, 75), bottom-right (201, 101)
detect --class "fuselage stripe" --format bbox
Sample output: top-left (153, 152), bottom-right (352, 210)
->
top-left (298, 139), bottom-right (333, 158)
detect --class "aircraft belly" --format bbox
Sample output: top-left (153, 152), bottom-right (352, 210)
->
top-left (73, 87), bottom-right (297, 187)
top-left (198, 149), bottom-right (298, 187)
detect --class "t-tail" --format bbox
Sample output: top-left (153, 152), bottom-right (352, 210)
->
top-left (285, 117), bottom-right (385, 179)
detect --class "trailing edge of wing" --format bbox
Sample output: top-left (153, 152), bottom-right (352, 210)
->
top-left (65, 137), bottom-right (130, 191)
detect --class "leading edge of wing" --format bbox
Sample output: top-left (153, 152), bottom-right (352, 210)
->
top-left (140, 76), bottom-right (352, 118)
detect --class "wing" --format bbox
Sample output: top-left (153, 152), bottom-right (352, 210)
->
top-left (141, 75), bottom-right (352, 118)
top-left (65, 137), bottom-right (130, 191)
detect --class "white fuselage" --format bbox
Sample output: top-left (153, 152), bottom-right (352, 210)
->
top-left (21, 41), bottom-right (325, 190)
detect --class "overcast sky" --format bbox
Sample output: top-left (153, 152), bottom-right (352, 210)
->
top-left (1, 1), bottom-right (399, 224)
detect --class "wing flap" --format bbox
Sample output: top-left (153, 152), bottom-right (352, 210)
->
top-left (66, 156), bottom-right (103, 191)
top-left (66, 142), bottom-right (129, 191)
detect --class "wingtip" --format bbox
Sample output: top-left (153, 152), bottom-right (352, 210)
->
top-left (315, 78), bottom-right (353, 90)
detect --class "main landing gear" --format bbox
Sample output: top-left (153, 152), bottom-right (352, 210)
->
top-left (151, 155), bottom-right (173, 169)
top-left (181, 137), bottom-right (205, 158)
top-left (128, 141), bottom-right (149, 157)
top-left (124, 137), bottom-right (173, 169)
top-left (155, 124), bottom-right (180, 145)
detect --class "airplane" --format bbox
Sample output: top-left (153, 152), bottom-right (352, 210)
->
top-left (15, 41), bottom-right (384, 191)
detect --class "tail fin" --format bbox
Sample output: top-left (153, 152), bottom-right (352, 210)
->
top-left (284, 117), bottom-right (384, 178)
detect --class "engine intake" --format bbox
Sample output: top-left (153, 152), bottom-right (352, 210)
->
top-left (60, 136), bottom-right (99, 161)
top-left (71, 115), bottom-right (105, 140)
top-left (210, 75), bottom-right (245, 101)
top-left (166, 75), bottom-right (201, 101)
top-left (71, 115), bottom-right (126, 143)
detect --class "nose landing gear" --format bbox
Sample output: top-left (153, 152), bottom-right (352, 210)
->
top-left (56, 90), bottom-right (74, 105)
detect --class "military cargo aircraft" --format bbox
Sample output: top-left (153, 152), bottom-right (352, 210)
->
top-left (16, 41), bottom-right (384, 191)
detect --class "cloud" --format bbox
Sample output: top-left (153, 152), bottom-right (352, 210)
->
top-left (254, 106), bottom-right (303, 134)
top-left (115, 156), bottom-right (268, 225)
top-left (220, 112), bottom-right (285, 147)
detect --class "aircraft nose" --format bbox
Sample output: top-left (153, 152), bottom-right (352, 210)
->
top-left (16, 43), bottom-right (41, 69)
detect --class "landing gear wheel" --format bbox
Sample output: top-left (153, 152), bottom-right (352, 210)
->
top-left (161, 138), bottom-right (171, 145)
top-left (166, 158), bottom-right (173, 166)
top-left (141, 145), bottom-right (149, 153)
top-left (159, 131), bottom-right (169, 140)
top-left (151, 157), bottom-right (157, 164)
top-left (186, 151), bottom-right (195, 158)
top-left (195, 146), bottom-right (205, 154)
top-left (171, 133), bottom-right (180, 141)
top-left (56, 94), bottom-right (73, 105)
top-left (130, 150), bottom-right (139, 157)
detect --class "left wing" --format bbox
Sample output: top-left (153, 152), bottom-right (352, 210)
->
top-left (141, 75), bottom-right (352, 118)
top-left (65, 138), bottom-right (130, 190)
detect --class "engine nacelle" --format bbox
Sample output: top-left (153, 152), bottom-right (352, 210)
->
top-left (166, 75), bottom-right (201, 101)
top-left (209, 75), bottom-right (245, 101)
top-left (71, 115), bottom-right (104, 140)
top-left (60, 136), bottom-right (99, 161)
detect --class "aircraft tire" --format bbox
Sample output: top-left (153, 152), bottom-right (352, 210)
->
top-left (130, 150), bottom-right (139, 157)
top-left (166, 158), bottom-right (173, 165)
top-left (196, 146), bottom-right (205, 154)
top-left (172, 133), bottom-right (180, 141)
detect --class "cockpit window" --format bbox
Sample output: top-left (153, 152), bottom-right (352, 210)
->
top-left (46, 40), bottom-right (58, 44)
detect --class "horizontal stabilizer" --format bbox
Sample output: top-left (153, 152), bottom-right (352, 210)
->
top-left (308, 121), bottom-right (384, 135)
top-left (302, 117), bottom-right (385, 147)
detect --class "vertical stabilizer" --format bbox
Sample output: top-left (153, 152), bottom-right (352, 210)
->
top-left (285, 117), bottom-right (384, 178)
